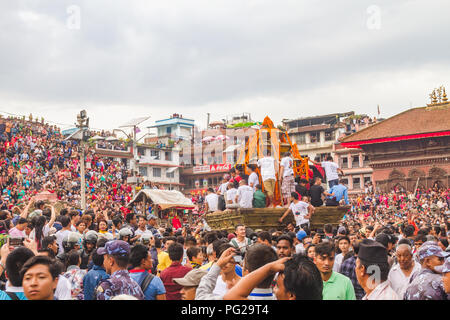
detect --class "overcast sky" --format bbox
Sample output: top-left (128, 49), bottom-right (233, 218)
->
top-left (1, 0), bottom-right (449, 133)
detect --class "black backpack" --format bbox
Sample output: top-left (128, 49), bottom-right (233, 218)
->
top-left (218, 195), bottom-right (226, 211)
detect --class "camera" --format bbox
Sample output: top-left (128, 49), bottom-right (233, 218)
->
top-left (233, 251), bottom-right (244, 263)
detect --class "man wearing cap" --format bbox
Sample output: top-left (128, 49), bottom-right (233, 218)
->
top-left (146, 214), bottom-right (161, 239)
top-left (173, 269), bottom-right (208, 300)
top-left (387, 244), bottom-right (421, 298)
top-left (404, 241), bottom-right (449, 300)
top-left (295, 230), bottom-right (307, 254)
top-left (355, 239), bottom-right (398, 300)
top-left (95, 240), bottom-right (145, 300)
top-left (436, 256), bottom-right (450, 294)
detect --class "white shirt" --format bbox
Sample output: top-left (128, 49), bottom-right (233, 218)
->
top-left (362, 280), bottom-right (399, 300)
top-left (213, 275), bottom-right (229, 297)
top-left (55, 229), bottom-right (71, 255)
top-left (257, 157), bottom-right (276, 181)
top-left (225, 188), bottom-right (238, 204)
top-left (248, 172), bottom-right (259, 191)
top-left (55, 275), bottom-right (72, 300)
top-left (295, 243), bottom-right (305, 254)
top-left (205, 193), bottom-right (219, 212)
top-left (280, 157), bottom-right (294, 177)
top-left (387, 261), bottom-right (421, 298)
top-left (321, 161), bottom-right (339, 181)
top-left (289, 201), bottom-right (309, 226)
top-left (333, 253), bottom-right (345, 272)
top-left (218, 182), bottom-right (229, 195)
top-left (29, 224), bottom-right (51, 241)
top-left (237, 185), bottom-right (254, 208)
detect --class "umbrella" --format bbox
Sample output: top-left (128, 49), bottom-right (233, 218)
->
top-left (202, 136), bottom-right (215, 142)
top-left (105, 136), bottom-right (119, 141)
top-left (90, 135), bottom-right (105, 141)
top-left (216, 135), bottom-right (230, 141)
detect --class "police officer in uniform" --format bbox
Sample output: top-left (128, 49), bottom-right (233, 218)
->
top-left (80, 230), bottom-right (98, 269)
top-left (94, 240), bottom-right (145, 300)
top-left (56, 232), bottom-right (83, 263)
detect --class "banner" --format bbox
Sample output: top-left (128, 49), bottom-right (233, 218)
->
top-left (193, 163), bottom-right (231, 174)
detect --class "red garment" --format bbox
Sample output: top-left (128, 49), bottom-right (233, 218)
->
top-left (160, 262), bottom-right (192, 300)
top-left (171, 216), bottom-right (182, 230)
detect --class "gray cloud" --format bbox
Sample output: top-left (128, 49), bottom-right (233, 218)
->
top-left (0, 0), bottom-right (449, 130)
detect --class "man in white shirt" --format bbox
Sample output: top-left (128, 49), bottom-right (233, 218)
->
top-left (280, 152), bottom-right (295, 207)
top-left (205, 188), bottom-right (219, 213)
top-left (278, 193), bottom-right (314, 230)
top-left (387, 244), bottom-right (421, 298)
top-left (356, 239), bottom-right (399, 300)
top-left (55, 216), bottom-right (72, 255)
top-left (310, 155), bottom-right (344, 188)
top-left (247, 165), bottom-right (259, 192)
top-left (257, 150), bottom-right (277, 208)
top-left (225, 182), bottom-right (239, 209)
top-left (217, 178), bottom-right (229, 196)
top-left (235, 180), bottom-right (254, 209)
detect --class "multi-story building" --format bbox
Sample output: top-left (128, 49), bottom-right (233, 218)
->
top-left (333, 115), bottom-right (378, 194)
top-left (341, 100), bottom-right (450, 192)
top-left (134, 114), bottom-right (193, 190)
top-left (282, 112), bottom-right (354, 161)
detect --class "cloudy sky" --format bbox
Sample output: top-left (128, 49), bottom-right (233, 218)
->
top-left (1, 0), bottom-right (449, 133)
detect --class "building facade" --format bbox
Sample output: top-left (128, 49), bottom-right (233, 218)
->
top-left (341, 102), bottom-right (450, 192)
top-left (282, 112), bottom-right (353, 160)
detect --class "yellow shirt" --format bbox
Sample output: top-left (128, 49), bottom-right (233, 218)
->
top-left (157, 251), bottom-right (172, 273)
top-left (199, 261), bottom-right (214, 270)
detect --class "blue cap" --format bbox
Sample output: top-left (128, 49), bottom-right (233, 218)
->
top-left (297, 230), bottom-right (307, 241)
top-left (97, 240), bottom-right (130, 256)
top-left (417, 243), bottom-right (450, 261)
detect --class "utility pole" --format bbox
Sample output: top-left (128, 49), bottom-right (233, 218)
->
top-left (76, 110), bottom-right (89, 211)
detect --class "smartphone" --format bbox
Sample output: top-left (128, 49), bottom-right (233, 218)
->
top-left (10, 237), bottom-right (24, 247)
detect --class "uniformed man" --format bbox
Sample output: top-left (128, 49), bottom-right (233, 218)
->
top-left (80, 230), bottom-right (98, 269)
top-left (404, 241), bottom-right (450, 300)
top-left (95, 240), bottom-right (145, 300)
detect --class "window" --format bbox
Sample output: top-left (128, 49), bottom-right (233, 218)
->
top-left (310, 132), bottom-right (319, 143)
top-left (208, 178), bottom-right (212, 186)
top-left (352, 156), bottom-right (360, 168)
top-left (137, 147), bottom-right (146, 156)
top-left (341, 157), bottom-right (348, 168)
top-left (151, 150), bottom-right (160, 160)
top-left (296, 134), bottom-right (306, 144)
top-left (325, 131), bottom-right (335, 141)
top-left (166, 171), bottom-right (175, 178)
top-left (353, 177), bottom-right (361, 188)
top-left (153, 168), bottom-right (161, 177)
top-left (364, 176), bottom-right (371, 184)
top-left (165, 151), bottom-right (172, 161)
top-left (138, 167), bottom-right (148, 177)
top-left (213, 177), bottom-right (218, 185)
top-left (363, 155), bottom-right (369, 166)
top-left (166, 127), bottom-right (172, 134)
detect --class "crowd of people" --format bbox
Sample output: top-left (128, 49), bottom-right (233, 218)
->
top-left (0, 115), bottom-right (449, 300)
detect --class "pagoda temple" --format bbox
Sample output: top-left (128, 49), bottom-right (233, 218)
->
top-left (340, 87), bottom-right (450, 192)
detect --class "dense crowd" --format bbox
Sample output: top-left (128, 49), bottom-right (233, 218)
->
top-left (0, 116), bottom-right (449, 300)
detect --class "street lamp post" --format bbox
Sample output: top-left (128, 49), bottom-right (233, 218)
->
top-left (76, 110), bottom-right (89, 211)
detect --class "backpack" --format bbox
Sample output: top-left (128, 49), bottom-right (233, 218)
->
top-left (218, 195), bottom-right (226, 211)
top-left (140, 273), bottom-right (155, 293)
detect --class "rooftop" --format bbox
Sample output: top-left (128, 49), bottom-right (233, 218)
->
top-left (340, 103), bottom-right (450, 146)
